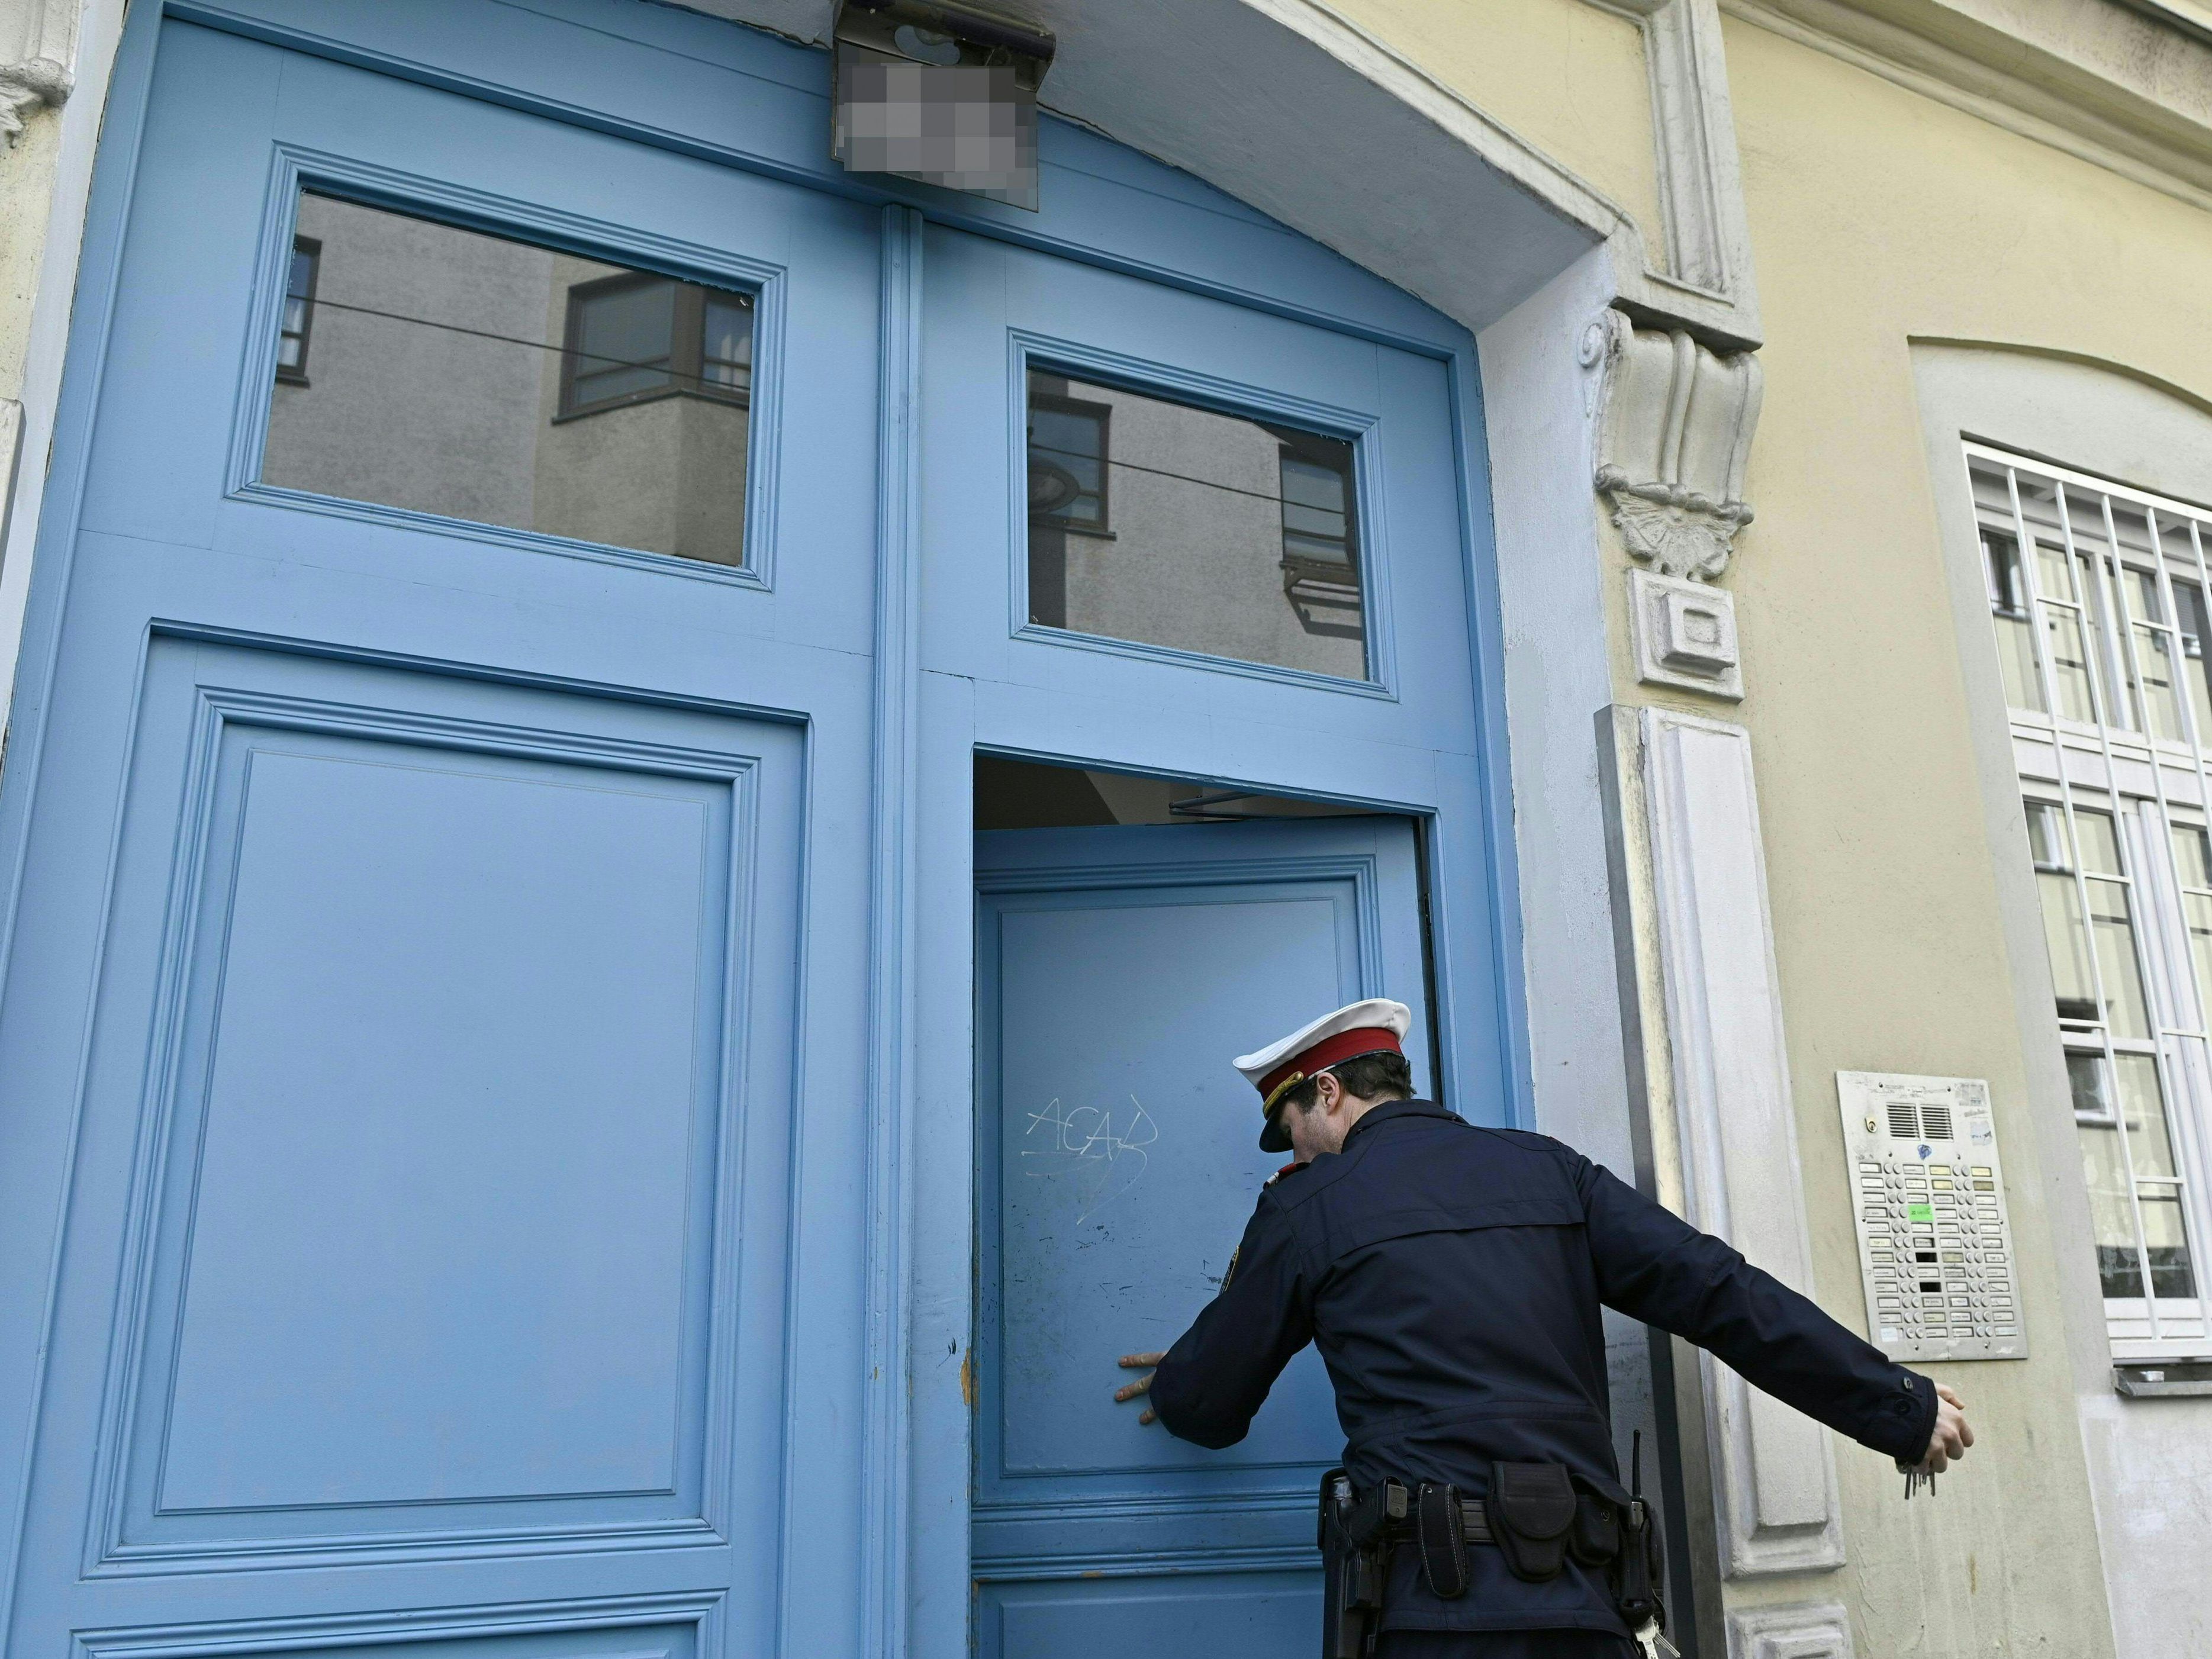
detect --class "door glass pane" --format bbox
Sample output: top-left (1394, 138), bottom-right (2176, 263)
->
top-left (1023, 369), bottom-right (1369, 679)
top-left (261, 192), bottom-right (755, 568)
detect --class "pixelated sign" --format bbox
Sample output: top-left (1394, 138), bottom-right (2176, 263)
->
top-left (833, 1), bottom-right (1052, 210)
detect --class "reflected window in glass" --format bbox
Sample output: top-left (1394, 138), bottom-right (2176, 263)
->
top-left (1023, 368), bottom-right (1369, 681)
top-left (276, 237), bottom-right (320, 384)
top-left (1027, 388), bottom-right (1107, 534)
top-left (261, 192), bottom-right (755, 569)
top-left (560, 275), bottom-right (752, 417)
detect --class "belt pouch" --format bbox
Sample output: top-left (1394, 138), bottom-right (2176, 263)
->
top-left (1487, 1461), bottom-right (1576, 1583)
top-left (1568, 1493), bottom-right (1619, 1566)
top-left (1414, 1481), bottom-right (1470, 1599)
top-left (1613, 1497), bottom-right (1663, 1628)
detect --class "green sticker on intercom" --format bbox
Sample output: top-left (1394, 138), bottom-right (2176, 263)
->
top-left (1908, 1203), bottom-right (1935, 1224)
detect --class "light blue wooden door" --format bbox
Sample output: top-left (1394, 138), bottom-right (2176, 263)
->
top-left (0, 11), bottom-right (882, 1659)
top-left (973, 818), bottom-right (1433, 1657)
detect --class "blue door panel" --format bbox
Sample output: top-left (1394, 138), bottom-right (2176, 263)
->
top-left (974, 819), bottom-right (1429, 1622)
top-left (33, 637), bottom-right (805, 1593)
top-left (977, 1572), bottom-right (1319, 1659)
top-left (70, 1602), bottom-right (716, 1659)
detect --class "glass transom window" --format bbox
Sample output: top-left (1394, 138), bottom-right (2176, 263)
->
top-left (1023, 368), bottom-right (1369, 681)
top-left (260, 191), bottom-right (756, 569)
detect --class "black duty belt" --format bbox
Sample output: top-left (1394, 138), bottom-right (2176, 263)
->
top-left (1406, 1495), bottom-right (1495, 1544)
top-left (1318, 1461), bottom-right (1666, 1659)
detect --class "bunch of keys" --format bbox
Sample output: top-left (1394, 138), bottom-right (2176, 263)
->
top-left (1895, 1458), bottom-right (1938, 1499)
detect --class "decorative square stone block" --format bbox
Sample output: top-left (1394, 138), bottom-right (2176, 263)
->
top-left (1727, 1599), bottom-right (1854, 1659)
top-left (1631, 568), bottom-right (1743, 699)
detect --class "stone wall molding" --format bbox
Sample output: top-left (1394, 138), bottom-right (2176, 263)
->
top-left (1586, 0), bottom-right (1763, 336)
top-left (1640, 709), bottom-right (1846, 1576)
top-left (1586, 306), bottom-right (1762, 582)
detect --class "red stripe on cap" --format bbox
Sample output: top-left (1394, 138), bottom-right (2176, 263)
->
top-left (1257, 1027), bottom-right (1403, 1104)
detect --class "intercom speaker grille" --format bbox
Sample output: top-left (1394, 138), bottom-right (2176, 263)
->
top-left (1921, 1103), bottom-right (1954, 1139)
top-left (1886, 1101), bottom-right (1919, 1139)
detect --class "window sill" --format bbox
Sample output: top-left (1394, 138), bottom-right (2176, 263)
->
top-left (2114, 1361), bottom-right (2212, 1396)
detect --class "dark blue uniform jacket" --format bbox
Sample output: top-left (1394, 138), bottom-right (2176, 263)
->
top-left (1148, 1101), bottom-right (1940, 1637)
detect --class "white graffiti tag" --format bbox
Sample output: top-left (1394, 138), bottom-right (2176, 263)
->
top-left (1022, 1096), bottom-right (1159, 1223)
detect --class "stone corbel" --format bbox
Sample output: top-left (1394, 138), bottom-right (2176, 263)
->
top-left (1583, 307), bottom-right (1762, 582)
top-left (1, 0), bottom-right (79, 148)
top-left (0, 54), bottom-right (69, 144)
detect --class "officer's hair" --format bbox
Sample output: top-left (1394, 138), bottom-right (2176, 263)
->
top-left (1279, 1051), bottom-right (1414, 1117)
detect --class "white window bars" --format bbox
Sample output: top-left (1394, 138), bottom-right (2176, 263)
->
top-left (1970, 442), bottom-right (2212, 1354)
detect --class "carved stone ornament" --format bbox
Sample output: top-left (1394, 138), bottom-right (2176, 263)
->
top-left (0, 54), bottom-right (66, 144)
top-left (1, 0), bottom-right (78, 148)
top-left (1581, 307), bottom-right (1762, 582)
top-left (0, 54), bottom-right (65, 144)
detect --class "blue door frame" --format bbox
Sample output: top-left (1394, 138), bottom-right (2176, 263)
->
top-left (0, 6), bottom-right (1529, 1659)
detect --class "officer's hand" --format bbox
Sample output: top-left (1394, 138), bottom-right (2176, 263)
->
top-left (1115, 1352), bottom-right (1167, 1426)
top-left (1917, 1382), bottom-right (1973, 1473)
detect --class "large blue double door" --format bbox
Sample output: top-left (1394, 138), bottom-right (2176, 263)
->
top-left (0, 5), bottom-right (1518, 1659)
top-left (0, 12), bottom-right (883, 1659)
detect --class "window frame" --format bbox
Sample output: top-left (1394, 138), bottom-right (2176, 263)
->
top-left (1980, 440), bottom-right (2212, 1356)
top-left (557, 270), bottom-right (755, 421)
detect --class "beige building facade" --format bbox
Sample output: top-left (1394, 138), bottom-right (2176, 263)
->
top-left (2, 1), bottom-right (2210, 1657)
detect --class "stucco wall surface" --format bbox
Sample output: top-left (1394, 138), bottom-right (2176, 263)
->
top-left (1325, 0), bottom-right (1667, 273)
top-left (1609, 11), bottom-right (2212, 1655)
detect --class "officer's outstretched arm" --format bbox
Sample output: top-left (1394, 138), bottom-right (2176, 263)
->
top-left (1576, 1157), bottom-right (1942, 1466)
top-left (1141, 1192), bottom-right (1313, 1449)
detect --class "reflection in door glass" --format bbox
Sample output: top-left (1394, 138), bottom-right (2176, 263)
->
top-left (260, 193), bottom-right (754, 567)
top-left (1025, 370), bottom-right (1368, 679)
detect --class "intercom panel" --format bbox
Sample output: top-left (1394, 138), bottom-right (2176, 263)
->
top-left (1838, 1071), bottom-right (2026, 1362)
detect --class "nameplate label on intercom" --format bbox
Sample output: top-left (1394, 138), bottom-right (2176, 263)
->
top-left (1837, 1071), bottom-right (2026, 1362)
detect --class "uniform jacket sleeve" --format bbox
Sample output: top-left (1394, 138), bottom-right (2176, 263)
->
top-left (1576, 1155), bottom-right (1938, 1463)
top-left (1148, 1188), bottom-right (1314, 1449)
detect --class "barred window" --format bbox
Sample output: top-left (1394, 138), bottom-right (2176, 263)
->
top-left (1976, 443), bottom-right (2212, 1354)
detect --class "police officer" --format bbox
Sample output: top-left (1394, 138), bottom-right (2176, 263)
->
top-left (1111, 1000), bottom-right (1973, 1659)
